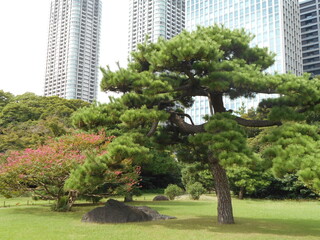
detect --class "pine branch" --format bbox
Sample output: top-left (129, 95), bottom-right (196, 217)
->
top-left (235, 117), bottom-right (282, 127)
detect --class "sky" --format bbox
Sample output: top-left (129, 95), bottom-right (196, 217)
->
top-left (0, 0), bottom-right (129, 102)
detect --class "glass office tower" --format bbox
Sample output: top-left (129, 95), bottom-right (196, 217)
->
top-left (44, 0), bottom-right (102, 102)
top-left (184, 0), bottom-right (303, 124)
top-left (300, 0), bottom-right (320, 76)
top-left (128, 0), bottom-right (185, 53)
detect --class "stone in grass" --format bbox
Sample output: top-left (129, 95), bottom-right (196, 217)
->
top-left (134, 206), bottom-right (176, 221)
top-left (82, 199), bottom-right (176, 223)
top-left (153, 195), bottom-right (169, 201)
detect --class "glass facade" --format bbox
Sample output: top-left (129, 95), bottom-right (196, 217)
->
top-left (185, 0), bottom-right (303, 124)
top-left (44, 0), bottom-right (102, 103)
top-left (300, 0), bottom-right (320, 76)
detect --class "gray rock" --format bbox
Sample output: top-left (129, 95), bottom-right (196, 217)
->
top-left (152, 195), bottom-right (169, 201)
top-left (133, 206), bottom-right (176, 220)
top-left (82, 199), bottom-right (151, 223)
top-left (82, 199), bottom-right (176, 223)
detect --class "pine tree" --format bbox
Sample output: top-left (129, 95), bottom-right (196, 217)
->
top-left (77, 26), bottom-right (320, 224)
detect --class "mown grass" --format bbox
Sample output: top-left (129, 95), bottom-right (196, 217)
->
top-left (0, 195), bottom-right (319, 240)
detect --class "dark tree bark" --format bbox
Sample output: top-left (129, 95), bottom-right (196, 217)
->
top-left (147, 121), bottom-right (159, 137)
top-left (238, 187), bottom-right (244, 200)
top-left (169, 113), bottom-right (205, 134)
top-left (124, 193), bottom-right (133, 202)
top-left (209, 156), bottom-right (235, 224)
top-left (211, 93), bottom-right (226, 113)
top-left (168, 113), bottom-right (281, 135)
top-left (235, 117), bottom-right (282, 127)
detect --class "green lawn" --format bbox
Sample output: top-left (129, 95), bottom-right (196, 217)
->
top-left (0, 195), bottom-right (319, 240)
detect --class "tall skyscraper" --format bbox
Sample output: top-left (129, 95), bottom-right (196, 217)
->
top-left (128, 0), bottom-right (185, 53)
top-left (300, 0), bottom-right (320, 76)
top-left (44, 0), bottom-right (102, 102)
top-left (185, 0), bottom-right (303, 124)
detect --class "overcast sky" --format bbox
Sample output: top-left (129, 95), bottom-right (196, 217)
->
top-left (0, 0), bottom-right (129, 102)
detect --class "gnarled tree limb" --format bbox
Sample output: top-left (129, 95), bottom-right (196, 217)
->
top-left (177, 113), bottom-right (195, 125)
top-left (169, 113), bottom-right (205, 134)
top-left (168, 111), bottom-right (281, 135)
top-left (235, 117), bottom-right (281, 127)
top-left (146, 120), bottom-right (159, 137)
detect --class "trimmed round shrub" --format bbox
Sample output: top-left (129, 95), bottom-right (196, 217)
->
top-left (164, 184), bottom-right (184, 200)
top-left (187, 182), bottom-right (206, 200)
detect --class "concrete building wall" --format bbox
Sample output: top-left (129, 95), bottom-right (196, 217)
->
top-left (128, 0), bottom-right (185, 53)
top-left (44, 0), bottom-right (102, 102)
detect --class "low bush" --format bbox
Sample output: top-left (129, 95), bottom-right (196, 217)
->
top-left (187, 182), bottom-right (206, 200)
top-left (164, 184), bottom-right (184, 200)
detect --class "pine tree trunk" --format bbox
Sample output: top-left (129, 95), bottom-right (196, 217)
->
top-left (209, 157), bottom-right (235, 224)
top-left (124, 193), bottom-right (133, 202)
top-left (67, 190), bottom-right (78, 211)
top-left (238, 187), bottom-right (244, 200)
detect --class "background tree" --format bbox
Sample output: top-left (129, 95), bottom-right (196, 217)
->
top-left (181, 163), bottom-right (214, 192)
top-left (246, 172), bottom-right (319, 199)
top-left (0, 132), bottom-right (110, 210)
top-left (0, 92), bottom-right (89, 152)
top-left (0, 90), bottom-right (14, 111)
top-left (226, 165), bottom-right (271, 199)
top-left (0, 92), bottom-right (89, 127)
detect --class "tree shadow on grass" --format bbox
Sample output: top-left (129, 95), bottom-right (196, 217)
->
top-left (127, 200), bottom-right (213, 212)
top-left (3, 200), bottom-right (201, 218)
top-left (130, 201), bottom-right (211, 207)
top-left (3, 206), bottom-right (88, 221)
top-left (137, 216), bottom-right (320, 238)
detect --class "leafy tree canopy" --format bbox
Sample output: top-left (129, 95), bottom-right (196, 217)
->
top-left (0, 90), bottom-right (14, 111)
top-left (0, 132), bottom-right (107, 200)
top-left (0, 92), bottom-right (89, 127)
top-left (0, 92), bottom-right (89, 152)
